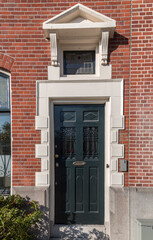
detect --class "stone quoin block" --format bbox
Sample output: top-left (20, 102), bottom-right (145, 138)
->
top-left (35, 172), bottom-right (49, 186)
top-left (111, 144), bottom-right (124, 158)
top-left (35, 145), bottom-right (48, 158)
top-left (111, 116), bottom-right (124, 129)
top-left (35, 116), bottom-right (48, 129)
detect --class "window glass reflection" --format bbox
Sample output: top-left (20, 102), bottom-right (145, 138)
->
top-left (0, 79), bottom-right (11, 195)
top-left (64, 51), bottom-right (95, 75)
top-left (0, 73), bottom-right (10, 110)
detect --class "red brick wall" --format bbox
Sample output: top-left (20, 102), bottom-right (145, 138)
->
top-left (0, 0), bottom-right (132, 186)
top-left (129, 0), bottom-right (153, 187)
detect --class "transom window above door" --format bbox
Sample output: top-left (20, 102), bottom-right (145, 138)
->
top-left (64, 51), bottom-right (95, 75)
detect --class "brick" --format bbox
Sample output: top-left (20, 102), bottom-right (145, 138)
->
top-left (0, 0), bottom-right (151, 187)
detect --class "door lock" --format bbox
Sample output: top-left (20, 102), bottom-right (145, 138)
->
top-left (55, 154), bottom-right (59, 159)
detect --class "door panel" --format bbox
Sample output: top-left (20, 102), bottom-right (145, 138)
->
top-left (54, 104), bottom-right (105, 224)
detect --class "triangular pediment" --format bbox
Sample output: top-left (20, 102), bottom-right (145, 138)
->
top-left (70, 17), bottom-right (93, 24)
top-left (44, 3), bottom-right (113, 24)
top-left (43, 4), bottom-right (116, 38)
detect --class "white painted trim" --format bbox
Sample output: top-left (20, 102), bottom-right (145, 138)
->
top-left (43, 22), bottom-right (115, 30)
top-left (50, 101), bottom-right (55, 223)
top-left (105, 100), bottom-right (111, 228)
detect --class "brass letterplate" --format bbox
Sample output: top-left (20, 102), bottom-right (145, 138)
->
top-left (73, 161), bottom-right (86, 166)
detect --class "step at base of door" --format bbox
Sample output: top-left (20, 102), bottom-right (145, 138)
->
top-left (50, 238), bottom-right (85, 240)
top-left (50, 238), bottom-right (108, 240)
top-left (50, 224), bottom-right (109, 240)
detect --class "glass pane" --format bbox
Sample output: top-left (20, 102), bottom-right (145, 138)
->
top-left (60, 111), bottom-right (76, 122)
top-left (60, 127), bottom-right (76, 157)
top-left (83, 127), bottom-right (98, 157)
top-left (0, 113), bottom-right (11, 195)
top-left (0, 73), bottom-right (10, 110)
top-left (83, 111), bottom-right (99, 121)
top-left (64, 51), bottom-right (95, 75)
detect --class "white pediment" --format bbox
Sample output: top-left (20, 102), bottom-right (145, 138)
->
top-left (70, 17), bottom-right (93, 24)
top-left (43, 3), bottom-right (116, 39)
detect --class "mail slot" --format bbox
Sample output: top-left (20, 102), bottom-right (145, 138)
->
top-left (73, 161), bottom-right (86, 166)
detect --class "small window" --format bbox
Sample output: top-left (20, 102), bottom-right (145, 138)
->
top-left (0, 73), bottom-right (10, 110)
top-left (0, 73), bottom-right (11, 195)
top-left (64, 51), bottom-right (95, 75)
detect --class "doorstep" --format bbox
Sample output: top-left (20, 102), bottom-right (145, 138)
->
top-left (50, 224), bottom-right (109, 240)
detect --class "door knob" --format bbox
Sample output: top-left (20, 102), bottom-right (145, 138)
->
top-left (55, 154), bottom-right (59, 159)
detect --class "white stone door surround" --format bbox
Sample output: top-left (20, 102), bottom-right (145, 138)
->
top-left (35, 77), bottom-right (124, 227)
top-left (35, 3), bottom-right (125, 235)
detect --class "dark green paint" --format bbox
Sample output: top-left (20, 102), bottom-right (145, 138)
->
top-left (54, 104), bottom-right (105, 224)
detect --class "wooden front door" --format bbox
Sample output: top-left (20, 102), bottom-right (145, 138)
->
top-left (54, 104), bottom-right (105, 224)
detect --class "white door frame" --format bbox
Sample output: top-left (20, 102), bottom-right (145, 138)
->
top-left (35, 79), bottom-right (125, 237)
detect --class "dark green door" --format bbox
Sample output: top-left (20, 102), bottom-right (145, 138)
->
top-left (54, 104), bottom-right (105, 224)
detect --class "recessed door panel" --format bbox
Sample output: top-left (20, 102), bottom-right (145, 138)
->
top-left (54, 104), bottom-right (105, 224)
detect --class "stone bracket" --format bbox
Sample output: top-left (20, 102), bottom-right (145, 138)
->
top-left (50, 33), bottom-right (58, 66)
top-left (101, 31), bottom-right (109, 65)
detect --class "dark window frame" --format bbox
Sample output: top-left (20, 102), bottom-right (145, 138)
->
top-left (0, 72), bottom-right (10, 111)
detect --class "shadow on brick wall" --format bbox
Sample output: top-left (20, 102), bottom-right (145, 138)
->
top-left (108, 32), bottom-right (129, 63)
